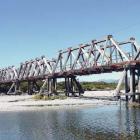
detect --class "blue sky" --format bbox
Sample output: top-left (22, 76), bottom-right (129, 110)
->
top-left (0, 0), bottom-right (140, 81)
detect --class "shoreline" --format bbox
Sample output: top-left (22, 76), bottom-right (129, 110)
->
top-left (0, 90), bottom-right (119, 112)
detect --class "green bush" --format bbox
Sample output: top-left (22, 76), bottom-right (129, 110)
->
top-left (81, 81), bottom-right (117, 90)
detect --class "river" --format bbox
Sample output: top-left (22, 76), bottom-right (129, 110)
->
top-left (0, 104), bottom-right (140, 140)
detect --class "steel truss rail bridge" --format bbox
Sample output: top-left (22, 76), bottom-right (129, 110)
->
top-left (1, 35), bottom-right (140, 101)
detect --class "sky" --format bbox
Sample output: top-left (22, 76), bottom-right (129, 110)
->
top-left (0, 0), bottom-right (140, 81)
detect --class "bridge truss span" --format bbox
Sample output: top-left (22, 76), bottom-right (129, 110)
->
top-left (0, 35), bottom-right (140, 100)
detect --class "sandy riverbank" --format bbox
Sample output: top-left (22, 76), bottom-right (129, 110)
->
top-left (0, 90), bottom-right (118, 111)
top-left (83, 90), bottom-right (115, 97)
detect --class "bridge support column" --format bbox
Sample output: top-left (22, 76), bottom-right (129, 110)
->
top-left (70, 77), bottom-right (75, 96)
top-left (39, 78), bottom-right (57, 96)
top-left (137, 68), bottom-right (140, 103)
top-left (33, 81), bottom-right (40, 92)
top-left (130, 68), bottom-right (136, 102)
top-left (52, 78), bottom-right (57, 95)
top-left (125, 69), bottom-right (129, 102)
top-left (72, 76), bottom-right (84, 96)
top-left (28, 80), bottom-right (40, 95)
top-left (65, 77), bottom-right (69, 96)
top-left (65, 77), bottom-right (77, 96)
top-left (7, 80), bottom-right (21, 95)
top-left (64, 76), bottom-right (84, 97)
top-left (117, 65), bottom-right (140, 103)
top-left (15, 80), bottom-right (21, 94)
top-left (28, 81), bottom-right (33, 95)
top-left (48, 78), bottom-right (54, 96)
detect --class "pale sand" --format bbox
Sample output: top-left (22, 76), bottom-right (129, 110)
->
top-left (83, 90), bottom-right (115, 97)
top-left (0, 90), bottom-right (118, 112)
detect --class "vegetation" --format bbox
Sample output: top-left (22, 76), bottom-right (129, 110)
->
top-left (56, 81), bottom-right (118, 91)
top-left (0, 80), bottom-right (119, 94)
top-left (33, 94), bottom-right (67, 100)
top-left (0, 80), bottom-right (124, 95)
top-left (81, 81), bottom-right (117, 91)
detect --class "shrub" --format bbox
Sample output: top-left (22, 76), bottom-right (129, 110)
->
top-left (33, 94), bottom-right (67, 100)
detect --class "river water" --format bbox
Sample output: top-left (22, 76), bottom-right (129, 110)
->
top-left (0, 104), bottom-right (140, 140)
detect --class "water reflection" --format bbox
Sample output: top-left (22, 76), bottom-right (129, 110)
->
top-left (0, 105), bottom-right (140, 140)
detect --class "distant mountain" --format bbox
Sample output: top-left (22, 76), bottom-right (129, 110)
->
top-left (97, 79), bottom-right (118, 83)
top-left (80, 79), bottom-right (118, 83)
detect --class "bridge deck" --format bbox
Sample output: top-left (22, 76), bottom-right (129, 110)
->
top-left (1, 60), bottom-right (140, 84)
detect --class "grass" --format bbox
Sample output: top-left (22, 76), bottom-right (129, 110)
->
top-left (33, 94), bottom-right (67, 101)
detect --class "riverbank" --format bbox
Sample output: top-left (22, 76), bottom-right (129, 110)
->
top-left (0, 90), bottom-right (118, 111)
